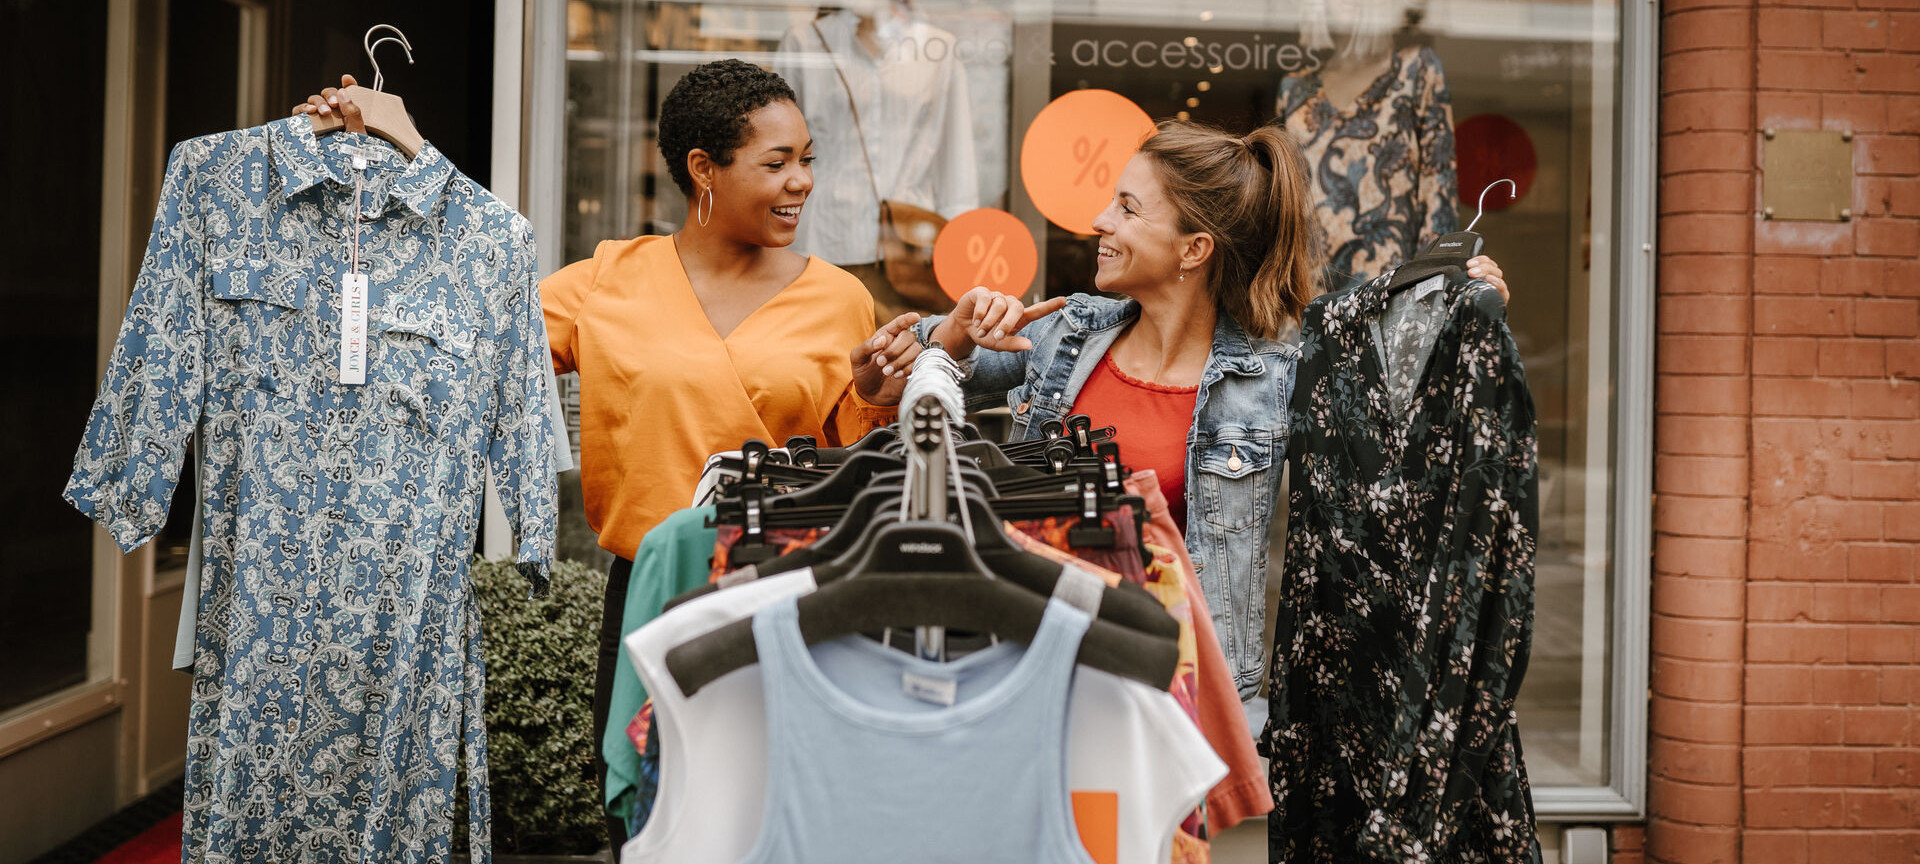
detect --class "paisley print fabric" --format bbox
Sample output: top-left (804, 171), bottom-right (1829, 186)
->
top-left (1266, 271), bottom-right (1539, 863)
top-left (1279, 46), bottom-right (1459, 290)
top-left (64, 115), bottom-right (557, 864)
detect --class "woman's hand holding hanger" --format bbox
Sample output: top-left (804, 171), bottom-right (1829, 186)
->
top-left (1467, 255), bottom-right (1508, 303)
top-left (290, 74), bottom-right (365, 135)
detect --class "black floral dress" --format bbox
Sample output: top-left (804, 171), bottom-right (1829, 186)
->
top-left (1265, 270), bottom-right (1540, 863)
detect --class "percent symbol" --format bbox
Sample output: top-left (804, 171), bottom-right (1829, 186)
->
top-left (1072, 137), bottom-right (1110, 187)
top-left (932, 208), bottom-right (1037, 302)
top-left (1021, 90), bottom-right (1154, 234)
top-left (967, 233), bottom-right (1011, 287)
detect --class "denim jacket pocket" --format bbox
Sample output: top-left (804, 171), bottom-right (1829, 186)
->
top-left (1005, 365), bottom-right (1044, 436)
top-left (1194, 435), bottom-right (1273, 531)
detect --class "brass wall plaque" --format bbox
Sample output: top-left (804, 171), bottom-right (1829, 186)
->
top-left (1761, 129), bottom-right (1854, 222)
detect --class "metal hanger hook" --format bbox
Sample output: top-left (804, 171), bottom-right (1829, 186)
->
top-left (1466, 178), bottom-right (1516, 234)
top-left (362, 25), bottom-right (415, 92)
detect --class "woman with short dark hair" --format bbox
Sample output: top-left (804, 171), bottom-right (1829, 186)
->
top-left (537, 59), bottom-right (923, 848)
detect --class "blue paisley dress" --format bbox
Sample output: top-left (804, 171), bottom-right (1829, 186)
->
top-left (1279, 46), bottom-right (1460, 291)
top-left (64, 115), bottom-right (557, 863)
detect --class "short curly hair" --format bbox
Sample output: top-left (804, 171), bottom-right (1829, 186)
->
top-left (657, 60), bottom-right (798, 197)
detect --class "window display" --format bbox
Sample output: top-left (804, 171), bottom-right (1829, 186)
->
top-left (561, 0), bottom-right (1620, 796)
top-left (776, 5), bottom-right (980, 320)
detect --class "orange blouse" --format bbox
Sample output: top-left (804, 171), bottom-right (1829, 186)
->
top-left (542, 235), bottom-right (892, 557)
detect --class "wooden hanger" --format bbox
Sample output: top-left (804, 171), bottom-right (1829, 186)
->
top-left (312, 25), bottom-right (425, 159)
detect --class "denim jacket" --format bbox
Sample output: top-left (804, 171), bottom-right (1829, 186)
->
top-left (918, 295), bottom-right (1297, 697)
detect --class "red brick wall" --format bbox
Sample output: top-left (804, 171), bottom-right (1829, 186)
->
top-left (1650, 0), bottom-right (1920, 859)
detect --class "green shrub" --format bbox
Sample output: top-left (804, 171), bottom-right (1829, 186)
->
top-left (459, 556), bottom-right (606, 855)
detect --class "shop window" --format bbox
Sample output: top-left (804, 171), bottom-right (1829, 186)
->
top-left (555, 0), bottom-right (1634, 805)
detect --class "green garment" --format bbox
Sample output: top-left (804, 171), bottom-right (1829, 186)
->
top-left (603, 506), bottom-right (717, 817)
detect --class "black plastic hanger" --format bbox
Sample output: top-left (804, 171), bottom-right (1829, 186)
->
top-left (844, 425), bottom-right (900, 453)
top-left (664, 521), bottom-right (1180, 697)
top-left (675, 479), bottom-right (1170, 628)
top-left (807, 491), bottom-right (1174, 636)
top-left (1384, 179), bottom-right (1514, 296)
top-left (760, 450), bottom-right (904, 509)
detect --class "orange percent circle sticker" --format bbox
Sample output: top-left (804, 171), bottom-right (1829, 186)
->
top-left (932, 208), bottom-right (1039, 302)
top-left (1020, 90), bottom-right (1158, 236)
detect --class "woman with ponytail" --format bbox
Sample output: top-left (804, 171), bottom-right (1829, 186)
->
top-left (867, 119), bottom-right (1508, 712)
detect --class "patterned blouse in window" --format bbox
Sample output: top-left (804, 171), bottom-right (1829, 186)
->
top-left (1279, 45), bottom-right (1460, 291)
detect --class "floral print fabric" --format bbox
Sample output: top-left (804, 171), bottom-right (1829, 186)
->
top-left (1265, 271), bottom-right (1539, 863)
top-left (1279, 46), bottom-right (1459, 289)
top-left (64, 116), bottom-right (557, 863)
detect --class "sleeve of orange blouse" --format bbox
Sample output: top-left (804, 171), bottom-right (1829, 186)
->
top-left (539, 242), bottom-right (604, 376)
top-left (822, 283), bottom-right (894, 446)
top-left (826, 386), bottom-right (897, 446)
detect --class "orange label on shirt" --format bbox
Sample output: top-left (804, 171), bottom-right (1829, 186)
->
top-left (1071, 790), bottom-right (1119, 864)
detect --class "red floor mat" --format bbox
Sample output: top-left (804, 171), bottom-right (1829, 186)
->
top-left (92, 811), bottom-right (180, 864)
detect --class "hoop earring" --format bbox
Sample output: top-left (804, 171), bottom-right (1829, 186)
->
top-left (697, 186), bottom-right (714, 227)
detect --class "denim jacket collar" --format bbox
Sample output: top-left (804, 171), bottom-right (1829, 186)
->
top-left (1060, 295), bottom-right (1273, 378)
top-left (1207, 311), bottom-right (1270, 377)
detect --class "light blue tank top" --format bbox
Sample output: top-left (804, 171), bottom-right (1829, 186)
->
top-left (740, 585), bottom-right (1100, 864)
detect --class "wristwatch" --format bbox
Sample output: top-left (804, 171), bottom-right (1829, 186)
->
top-left (924, 339), bottom-right (975, 381)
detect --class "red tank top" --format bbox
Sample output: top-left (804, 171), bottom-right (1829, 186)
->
top-left (1070, 353), bottom-right (1199, 533)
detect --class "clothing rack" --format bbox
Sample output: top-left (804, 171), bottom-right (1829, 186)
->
top-left (897, 344), bottom-right (970, 660)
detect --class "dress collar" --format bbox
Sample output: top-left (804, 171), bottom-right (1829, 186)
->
top-left (271, 114), bottom-right (454, 219)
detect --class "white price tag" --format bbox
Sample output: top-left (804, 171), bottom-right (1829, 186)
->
top-left (340, 272), bottom-right (369, 385)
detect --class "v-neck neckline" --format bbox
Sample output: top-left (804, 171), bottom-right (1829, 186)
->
top-left (1351, 272), bottom-right (1457, 466)
top-left (668, 235), bottom-right (815, 343)
top-left (1305, 47), bottom-right (1408, 123)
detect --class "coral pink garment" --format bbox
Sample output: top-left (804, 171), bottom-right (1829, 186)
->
top-left (1126, 469), bottom-right (1275, 833)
